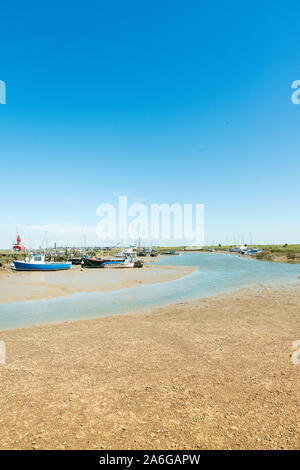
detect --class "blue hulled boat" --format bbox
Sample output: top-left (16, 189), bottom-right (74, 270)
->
top-left (13, 254), bottom-right (71, 271)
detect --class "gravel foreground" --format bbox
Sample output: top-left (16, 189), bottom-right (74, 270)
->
top-left (0, 284), bottom-right (299, 449)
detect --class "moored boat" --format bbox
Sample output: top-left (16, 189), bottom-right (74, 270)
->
top-left (13, 254), bottom-right (71, 271)
top-left (83, 257), bottom-right (133, 268)
top-left (83, 253), bottom-right (143, 268)
top-left (68, 257), bottom-right (82, 265)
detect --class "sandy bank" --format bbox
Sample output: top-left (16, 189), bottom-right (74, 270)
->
top-left (0, 284), bottom-right (299, 449)
top-left (255, 252), bottom-right (300, 263)
top-left (0, 264), bottom-right (195, 304)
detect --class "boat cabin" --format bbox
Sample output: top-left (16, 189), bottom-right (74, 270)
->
top-left (28, 254), bottom-right (46, 264)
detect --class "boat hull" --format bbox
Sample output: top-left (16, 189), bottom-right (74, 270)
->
top-left (83, 257), bottom-right (139, 268)
top-left (83, 257), bottom-right (142, 268)
top-left (13, 261), bottom-right (71, 271)
top-left (103, 261), bottom-right (134, 268)
top-left (102, 260), bottom-right (126, 266)
top-left (68, 258), bottom-right (82, 265)
top-left (83, 258), bottom-right (104, 268)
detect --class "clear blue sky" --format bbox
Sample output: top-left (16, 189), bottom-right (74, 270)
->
top-left (0, 0), bottom-right (300, 247)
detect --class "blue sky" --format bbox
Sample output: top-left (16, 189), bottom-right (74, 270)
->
top-left (0, 0), bottom-right (300, 247)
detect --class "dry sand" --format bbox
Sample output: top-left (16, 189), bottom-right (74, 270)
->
top-left (0, 284), bottom-right (299, 450)
top-left (0, 263), bottom-right (195, 303)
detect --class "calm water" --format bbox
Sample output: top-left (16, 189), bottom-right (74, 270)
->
top-left (0, 253), bottom-right (299, 330)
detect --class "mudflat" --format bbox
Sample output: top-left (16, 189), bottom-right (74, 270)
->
top-left (0, 264), bottom-right (195, 303)
top-left (0, 284), bottom-right (299, 449)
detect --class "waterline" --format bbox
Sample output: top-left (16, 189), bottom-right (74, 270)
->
top-left (0, 253), bottom-right (298, 330)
